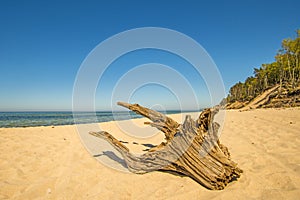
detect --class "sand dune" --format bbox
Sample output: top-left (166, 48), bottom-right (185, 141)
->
top-left (0, 108), bottom-right (300, 199)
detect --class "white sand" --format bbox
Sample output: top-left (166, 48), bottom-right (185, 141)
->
top-left (0, 108), bottom-right (300, 199)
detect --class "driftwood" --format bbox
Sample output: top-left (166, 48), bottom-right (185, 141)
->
top-left (90, 102), bottom-right (242, 190)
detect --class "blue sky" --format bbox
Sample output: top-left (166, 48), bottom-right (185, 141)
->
top-left (0, 0), bottom-right (299, 111)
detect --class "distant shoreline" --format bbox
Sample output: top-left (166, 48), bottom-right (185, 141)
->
top-left (0, 110), bottom-right (201, 128)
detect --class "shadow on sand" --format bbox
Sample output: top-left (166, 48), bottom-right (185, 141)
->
top-left (93, 151), bottom-right (127, 168)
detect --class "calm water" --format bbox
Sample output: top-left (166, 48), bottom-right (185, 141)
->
top-left (0, 110), bottom-right (186, 128)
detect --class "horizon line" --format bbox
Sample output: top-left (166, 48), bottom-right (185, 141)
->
top-left (0, 109), bottom-right (203, 113)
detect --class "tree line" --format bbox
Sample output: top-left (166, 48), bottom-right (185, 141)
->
top-left (227, 30), bottom-right (300, 103)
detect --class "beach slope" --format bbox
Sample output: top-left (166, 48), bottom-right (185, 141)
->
top-left (0, 108), bottom-right (300, 199)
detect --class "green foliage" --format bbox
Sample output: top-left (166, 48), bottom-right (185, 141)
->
top-left (227, 30), bottom-right (300, 103)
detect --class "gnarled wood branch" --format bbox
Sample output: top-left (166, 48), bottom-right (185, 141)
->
top-left (90, 102), bottom-right (242, 190)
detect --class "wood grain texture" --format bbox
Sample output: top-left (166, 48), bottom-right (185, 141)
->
top-left (90, 102), bottom-right (242, 190)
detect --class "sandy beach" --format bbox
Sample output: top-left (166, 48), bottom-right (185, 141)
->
top-left (0, 108), bottom-right (300, 199)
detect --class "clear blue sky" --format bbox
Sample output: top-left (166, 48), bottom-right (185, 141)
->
top-left (0, 0), bottom-right (299, 111)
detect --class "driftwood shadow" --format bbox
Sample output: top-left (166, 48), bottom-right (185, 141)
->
top-left (93, 151), bottom-right (127, 169)
top-left (141, 143), bottom-right (157, 148)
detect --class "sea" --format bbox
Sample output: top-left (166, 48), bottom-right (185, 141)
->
top-left (0, 110), bottom-right (188, 128)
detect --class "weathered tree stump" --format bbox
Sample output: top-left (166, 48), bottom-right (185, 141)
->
top-left (90, 102), bottom-right (242, 190)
